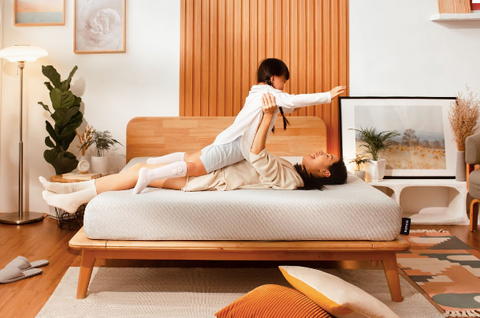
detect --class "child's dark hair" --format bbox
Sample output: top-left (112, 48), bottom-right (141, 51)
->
top-left (293, 159), bottom-right (348, 190)
top-left (257, 58), bottom-right (290, 130)
top-left (257, 58), bottom-right (290, 83)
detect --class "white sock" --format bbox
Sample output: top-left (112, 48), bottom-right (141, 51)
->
top-left (39, 176), bottom-right (95, 194)
top-left (43, 187), bottom-right (97, 214)
top-left (133, 161), bottom-right (187, 194)
top-left (146, 152), bottom-right (185, 165)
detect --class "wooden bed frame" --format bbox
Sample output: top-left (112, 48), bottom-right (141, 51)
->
top-left (69, 116), bottom-right (410, 300)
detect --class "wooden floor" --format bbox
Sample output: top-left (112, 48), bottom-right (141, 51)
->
top-left (0, 216), bottom-right (479, 318)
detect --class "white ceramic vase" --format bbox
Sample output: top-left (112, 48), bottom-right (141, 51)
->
top-left (365, 159), bottom-right (386, 182)
top-left (91, 156), bottom-right (108, 176)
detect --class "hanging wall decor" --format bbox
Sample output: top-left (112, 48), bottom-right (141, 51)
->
top-left (74, 0), bottom-right (126, 54)
top-left (14, 0), bottom-right (65, 26)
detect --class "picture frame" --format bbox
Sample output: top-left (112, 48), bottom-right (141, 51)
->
top-left (339, 97), bottom-right (457, 179)
top-left (14, 0), bottom-right (65, 26)
top-left (74, 0), bottom-right (126, 54)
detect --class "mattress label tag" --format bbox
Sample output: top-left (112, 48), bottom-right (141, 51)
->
top-left (400, 218), bottom-right (411, 235)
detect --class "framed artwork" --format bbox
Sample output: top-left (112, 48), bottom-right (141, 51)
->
top-left (14, 0), bottom-right (65, 26)
top-left (74, 0), bottom-right (126, 54)
top-left (339, 97), bottom-right (457, 178)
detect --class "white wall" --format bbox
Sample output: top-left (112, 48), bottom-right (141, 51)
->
top-left (349, 0), bottom-right (480, 96)
top-left (1, 0), bottom-right (479, 215)
top-left (0, 0), bottom-right (180, 214)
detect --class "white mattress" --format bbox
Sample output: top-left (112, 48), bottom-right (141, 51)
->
top-left (84, 159), bottom-right (402, 241)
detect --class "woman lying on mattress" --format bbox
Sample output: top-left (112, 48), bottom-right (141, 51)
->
top-left (131, 58), bottom-right (346, 194)
top-left (40, 93), bottom-right (347, 213)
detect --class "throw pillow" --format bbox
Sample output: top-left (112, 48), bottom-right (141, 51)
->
top-left (215, 284), bottom-right (333, 318)
top-left (279, 266), bottom-right (399, 318)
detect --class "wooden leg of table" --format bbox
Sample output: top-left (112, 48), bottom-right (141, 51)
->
top-left (76, 251), bottom-right (96, 299)
top-left (382, 253), bottom-right (403, 302)
top-left (470, 199), bottom-right (479, 232)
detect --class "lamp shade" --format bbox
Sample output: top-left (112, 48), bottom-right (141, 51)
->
top-left (0, 45), bottom-right (48, 62)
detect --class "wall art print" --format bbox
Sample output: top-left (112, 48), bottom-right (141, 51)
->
top-left (15, 0), bottom-right (65, 26)
top-left (340, 97), bottom-right (457, 178)
top-left (74, 0), bottom-right (126, 54)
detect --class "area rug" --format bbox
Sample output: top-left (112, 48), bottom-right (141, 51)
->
top-left (397, 230), bottom-right (480, 317)
top-left (36, 266), bottom-right (443, 318)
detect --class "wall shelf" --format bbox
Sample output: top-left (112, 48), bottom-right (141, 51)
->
top-left (430, 13), bottom-right (480, 21)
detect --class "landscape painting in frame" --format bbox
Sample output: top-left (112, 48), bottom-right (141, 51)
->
top-left (74, 0), bottom-right (126, 54)
top-left (340, 97), bottom-right (457, 178)
top-left (15, 0), bottom-right (65, 26)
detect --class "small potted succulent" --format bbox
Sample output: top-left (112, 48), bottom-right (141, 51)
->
top-left (79, 128), bottom-right (122, 175)
top-left (348, 153), bottom-right (371, 181)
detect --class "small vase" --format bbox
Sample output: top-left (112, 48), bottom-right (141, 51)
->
top-left (91, 156), bottom-right (108, 176)
top-left (456, 151), bottom-right (466, 181)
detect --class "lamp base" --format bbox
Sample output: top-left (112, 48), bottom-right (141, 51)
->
top-left (0, 211), bottom-right (45, 225)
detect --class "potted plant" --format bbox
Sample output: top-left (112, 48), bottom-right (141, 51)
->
top-left (348, 153), bottom-right (371, 181)
top-left (39, 65), bottom-right (83, 175)
top-left (80, 128), bottom-right (122, 175)
top-left (448, 85), bottom-right (480, 181)
top-left (351, 127), bottom-right (400, 181)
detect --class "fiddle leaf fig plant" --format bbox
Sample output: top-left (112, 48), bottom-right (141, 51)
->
top-left (39, 65), bottom-right (83, 175)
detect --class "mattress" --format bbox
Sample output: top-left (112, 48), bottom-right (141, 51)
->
top-left (84, 158), bottom-right (402, 241)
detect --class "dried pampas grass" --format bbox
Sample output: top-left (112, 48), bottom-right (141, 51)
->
top-left (448, 86), bottom-right (480, 151)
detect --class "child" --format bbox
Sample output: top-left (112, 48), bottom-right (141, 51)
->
top-left (133, 58), bottom-right (346, 194)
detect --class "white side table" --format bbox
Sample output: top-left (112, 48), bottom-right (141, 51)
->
top-left (369, 179), bottom-right (469, 225)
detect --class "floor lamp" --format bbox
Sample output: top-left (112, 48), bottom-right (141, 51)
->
top-left (0, 45), bottom-right (48, 225)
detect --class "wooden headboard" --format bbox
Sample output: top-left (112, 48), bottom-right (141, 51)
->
top-left (126, 116), bottom-right (326, 162)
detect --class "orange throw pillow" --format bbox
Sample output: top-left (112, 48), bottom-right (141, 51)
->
top-left (215, 284), bottom-right (333, 318)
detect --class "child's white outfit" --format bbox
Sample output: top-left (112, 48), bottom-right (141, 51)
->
top-left (134, 85), bottom-right (331, 193)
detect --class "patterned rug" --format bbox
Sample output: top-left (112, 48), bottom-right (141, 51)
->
top-left (397, 230), bottom-right (480, 317)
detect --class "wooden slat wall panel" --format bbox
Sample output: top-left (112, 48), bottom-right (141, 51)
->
top-left (180, 0), bottom-right (349, 155)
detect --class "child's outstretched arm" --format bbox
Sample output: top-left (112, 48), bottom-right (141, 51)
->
top-left (272, 85), bottom-right (346, 113)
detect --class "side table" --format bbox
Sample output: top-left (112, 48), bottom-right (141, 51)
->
top-left (369, 179), bottom-right (469, 225)
top-left (49, 174), bottom-right (100, 230)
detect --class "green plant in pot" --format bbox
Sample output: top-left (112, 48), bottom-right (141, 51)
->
top-left (348, 153), bottom-right (371, 181)
top-left (80, 128), bottom-right (122, 175)
top-left (39, 65), bottom-right (83, 175)
top-left (350, 127), bottom-right (399, 181)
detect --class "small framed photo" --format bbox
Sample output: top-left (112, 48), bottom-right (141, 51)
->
top-left (340, 97), bottom-right (457, 178)
top-left (74, 0), bottom-right (126, 54)
top-left (14, 0), bottom-right (65, 26)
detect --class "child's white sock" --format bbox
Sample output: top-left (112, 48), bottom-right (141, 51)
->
top-left (39, 176), bottom-right (95, 194)
top-left (43, 187), bottom-right (97, 213)
top-left (133, 161), bottom-right (187, 194)
top-left (146, 152), bottom-right (185, 165)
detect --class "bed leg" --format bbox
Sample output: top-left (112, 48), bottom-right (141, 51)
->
top-left (76, 251), bottom-right (96, 299)
top-left (382, 253), bottom-right (403, 302)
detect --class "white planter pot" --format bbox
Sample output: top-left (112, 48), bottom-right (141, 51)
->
top-left (365, 159), bottom-right (386, 182)
top-left (353, 170), bottom-right (366, 181)
top-left (91, 156), bottom-right (108, 176)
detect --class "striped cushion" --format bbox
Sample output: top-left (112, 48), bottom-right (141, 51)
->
top-left (215, 284), bottom-right (333, 318)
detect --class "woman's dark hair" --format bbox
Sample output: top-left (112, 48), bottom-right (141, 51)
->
top-left (293, 159), bottom-right (348, 190)
top-left (257, 58), bottom-right (290, 130)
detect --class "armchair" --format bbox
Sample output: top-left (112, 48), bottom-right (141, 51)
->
top-left (465, 133), bottom-right (480, 231)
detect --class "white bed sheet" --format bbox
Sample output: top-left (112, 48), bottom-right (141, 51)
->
top-left (84, 157), bottom-right (402, 241)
